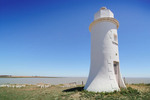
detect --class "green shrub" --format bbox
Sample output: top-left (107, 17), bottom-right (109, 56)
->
top-left (127, 87), bottom-right (140, 95)
top-left (120, 87), bottom-right (140, 96)
top-left (95, 95), bottom-right (103, 100)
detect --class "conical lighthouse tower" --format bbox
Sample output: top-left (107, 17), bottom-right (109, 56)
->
top-left (84, 7), bottom-right (126, 92)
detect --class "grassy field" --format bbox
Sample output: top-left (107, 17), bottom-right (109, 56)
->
top-left (0, 84), bottom-right (150, 100)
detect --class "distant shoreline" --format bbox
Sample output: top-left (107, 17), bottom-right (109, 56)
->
top-left (0, 75), bottom-right (61, 78)
top-left (0, 75), bottom-right (149, 78)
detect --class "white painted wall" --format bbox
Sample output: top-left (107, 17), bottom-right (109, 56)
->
top-left (84, 7), bottom-right (126, 92)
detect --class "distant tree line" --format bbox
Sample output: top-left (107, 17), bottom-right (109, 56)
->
top-left (0, 75), bottom-right (12, 77)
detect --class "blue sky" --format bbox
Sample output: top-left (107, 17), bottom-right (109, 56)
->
top-left (0, 0), bottom-right (150, 77)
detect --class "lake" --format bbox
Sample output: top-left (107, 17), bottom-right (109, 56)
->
top-left (0, 77), bottom-right (150, 85)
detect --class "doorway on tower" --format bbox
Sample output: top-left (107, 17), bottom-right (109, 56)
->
top-left (113, 61), bottom-right (120, 87)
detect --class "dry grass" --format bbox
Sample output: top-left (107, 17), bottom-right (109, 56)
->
top-left (0, 84), bottom-right (149, 100)
top-left (126, 84), bottom-right (150, 92)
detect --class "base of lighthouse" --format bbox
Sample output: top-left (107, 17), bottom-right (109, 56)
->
top-left (84, 7), bottom-right (126, 92)
top-left (84, 61), bottom-right (126, 92)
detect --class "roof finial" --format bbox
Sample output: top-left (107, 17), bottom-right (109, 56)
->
top-left (100, 7), bottom-right (107, 10)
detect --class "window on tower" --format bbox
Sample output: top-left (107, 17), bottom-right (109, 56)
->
top-left (114, 34), bottom-right (118, 42)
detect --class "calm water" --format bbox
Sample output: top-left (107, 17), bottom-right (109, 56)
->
top-left (0, 77), bottom-right (150, 85)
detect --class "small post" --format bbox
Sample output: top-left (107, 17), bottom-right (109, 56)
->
top-left (82, 81), bottom-right (83, 85)
top-left (124, 77), bottom-right (126, 84)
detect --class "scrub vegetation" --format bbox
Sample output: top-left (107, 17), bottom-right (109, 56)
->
top-left (0, 84), bottom-right (149, 100)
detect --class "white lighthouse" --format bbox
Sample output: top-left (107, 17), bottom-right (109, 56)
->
top-left (84, 7), bottom-right (126, 92)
